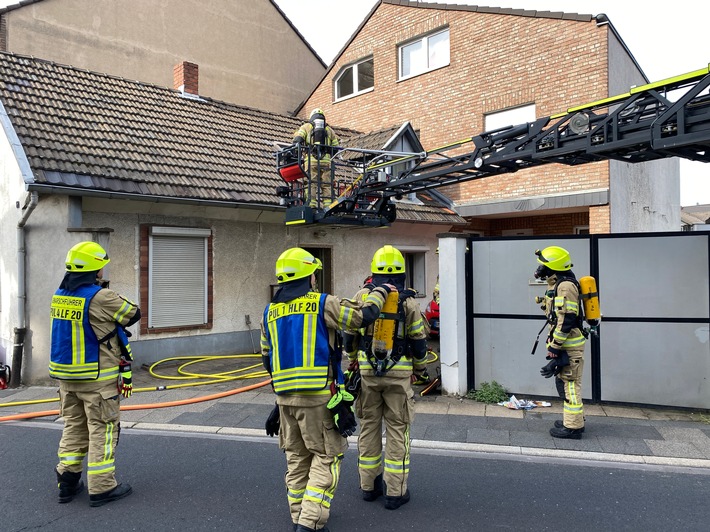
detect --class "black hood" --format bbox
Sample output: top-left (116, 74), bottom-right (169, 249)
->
top-left (59, 271), bottom-right (99, 291)
top-left (556, 270), bottom-right (577, 281)
top-left (372, 273), bottom-right (406, 292)
top-left (271, 276), bottom-right (312, 304)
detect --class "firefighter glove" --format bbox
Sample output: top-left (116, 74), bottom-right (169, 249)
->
top-left (118, 360), bottom-right (133, 398)
top-left (540, 351), bottom-right (570, 379)
top-left (344, 369), bottom-right (362, 399)
top-left (265, 403), bottom-right (280, 437)
top-left (327, 390), bottom-right (357, 437)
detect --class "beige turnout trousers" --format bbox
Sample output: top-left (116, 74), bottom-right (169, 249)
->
top-left (558, 353), bottom-right (585, 429)
top-left (355, 373), bottom-right (414, 498)
top-left (279, 402), bottom-right (347, 530)
top-left (56, 388), bottom-right (121, 494)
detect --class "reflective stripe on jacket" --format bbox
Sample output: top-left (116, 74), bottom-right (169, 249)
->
top-left (545, 277), bottom-right (586, 351)
top-left (264, 292), bottom-right (332, 395)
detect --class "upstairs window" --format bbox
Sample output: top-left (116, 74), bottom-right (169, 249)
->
top-left (399, 28), bottom-right (450, 80)
top-left (484, 104), bottom-right (536, 132)
top-left (335, 57), bottom-right (374, 101)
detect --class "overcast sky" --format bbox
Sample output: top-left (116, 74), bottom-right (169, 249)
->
top-left (1, 0), bottom-right (708, 204)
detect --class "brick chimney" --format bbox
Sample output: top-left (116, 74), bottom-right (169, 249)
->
top-left (173, 61), bottom-right (199, 96)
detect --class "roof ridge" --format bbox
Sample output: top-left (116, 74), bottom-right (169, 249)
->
top-left (0, 0), bottom-right (47, 16)
top-left (381, 1), bottom-right (594, 21)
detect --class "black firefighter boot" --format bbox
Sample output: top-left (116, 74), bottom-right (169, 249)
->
top-left (294, 525), bottom-right (330, 532)
top-left (89, 483), bottom-right (133, 507)
top-left (362, 473), bottom-right (383, 502)
top-left (550, 425), bottom-right (583, 439)
top-left (384, 489), bottom-right (411, 510)
top-left (554, 420), bottom-right (585, 433)
top-left (56, 468), bottom-right (84, 503)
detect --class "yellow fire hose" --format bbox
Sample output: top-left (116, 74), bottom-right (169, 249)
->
top-left (0, 350), bottom-right (441, 420)
top-left (0, 353), bottom-right (271, 422)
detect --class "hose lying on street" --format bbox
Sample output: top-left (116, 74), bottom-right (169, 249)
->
top-left (0, 353), bottom-right (271, 421)
top-left (0, 378), bottom-right (272, 423)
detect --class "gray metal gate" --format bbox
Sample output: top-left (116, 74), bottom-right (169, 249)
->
top-left (439, 232), bottom-right (710, 409)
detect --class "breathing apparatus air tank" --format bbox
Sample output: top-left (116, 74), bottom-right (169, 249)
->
top-left (311, 117), bottom-right (326, 145)
top-left (579, 276), bottom-right (600, 321)
top-left (372, 289), bottom-right (399, 359)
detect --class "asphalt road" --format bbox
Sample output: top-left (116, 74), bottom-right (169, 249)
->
top-left (2, 421), bottom-right (709, 531)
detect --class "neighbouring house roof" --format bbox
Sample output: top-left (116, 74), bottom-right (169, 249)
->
top-left (343, 123), bottom-right (419, 153)
top-left (0, 52), bottom-right (462, 224)
top-left (339, 122), bottom-right (465, 223)
top-left (681, 205), bottom-right (710, 226)
top-left (0, 0), bottom-right (46, 15)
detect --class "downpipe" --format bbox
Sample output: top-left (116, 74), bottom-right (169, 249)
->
top-left (11, 191), bottom-right (39, 387)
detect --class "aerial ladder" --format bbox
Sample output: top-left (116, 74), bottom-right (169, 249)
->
top-left (275, 65), bottom-right (710, 227)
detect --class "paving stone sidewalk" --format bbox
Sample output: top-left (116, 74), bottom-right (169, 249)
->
top-left (2, 367), bottom-right (709, 468)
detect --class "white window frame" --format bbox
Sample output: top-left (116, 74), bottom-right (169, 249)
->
top-left (148, 226), bottom-right (210, 328)
top-left (574, 225), bottom-right (590, 235)
top-left (399, 247), bottom-right (427, 296)
top-left (485, 104), bottom-right (537, 133)
top-left (398, 28), bottom-right (450, 81)
top-left (334, 57), bottom-right (374, 101)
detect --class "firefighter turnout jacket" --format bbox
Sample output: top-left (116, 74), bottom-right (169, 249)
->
top-left (346, 288), bottom-right (429, 376)
top-left (543, 274), bottom-right (586, 354)
top-left (293, 122), bottom-right (340, 168)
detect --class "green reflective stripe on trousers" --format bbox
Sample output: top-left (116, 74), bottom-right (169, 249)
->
top-left (564, 402), bottom-right (584, 415)
top-left (87, 460), bottom-right (115, 475)
top-left (287, 488), bottom-right (305, 503)
top-left (59, 452), bottom-right (86, 464)
top-left (304, 486), bottom-right (333, 508)
top-left (358, 453), bottom-right (382, 469)
top-left (328, 453), bottom-right (342, 495)
top-left (384, 458), bottom-right (410, 474)
top-left (86, 421), bottom-right (116, 475)
top-left (564, 381), bottom-right (583, 415)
